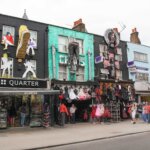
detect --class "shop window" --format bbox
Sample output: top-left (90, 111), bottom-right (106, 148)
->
top-left (29, 30), bottom-right (37, 49)
top-left (59, 65), bottom-right (67, 80)
top-left (135, 72), bottom-right (149, 81)
top-left (116, 70), bottom-right (122, 80)
top-left (76, 66), bottom-right (84, 81)
top-left (0, 57), bottom-right (13, 78)
top-left (76, 39), bottom-right (84, 54)
top-left (134, 52), bottom-right (148, 62)
top-left (58, 36), bottom-right (69, 53)
top-left (2, 25), bottom-right (15, 46)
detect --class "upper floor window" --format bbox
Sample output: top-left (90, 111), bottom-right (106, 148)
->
top-left (99, 44), bottom-right (108, 59)
top-left (76, 66), bottom-right (84, 81)
top-left (116, 70), bottom-right (122, 80)
top-left (135, 72), bottom-right (149, 81)
top-left (59, 65), bottom-right (67, 80)
top-left (76, 39), bottom-right (84, 54)
top-left (134, 52), bottom-right (148, 62)
top-left (0, 56), bottom-right (13, 78)
top-left (58, 36), bottom-right (68, 53)
top-left (2, 25), bottom-right (15, 46)
top-left (29, 30), bottom-right (37, 49)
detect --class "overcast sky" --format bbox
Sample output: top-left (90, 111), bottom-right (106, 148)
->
top-left (0, 0), bottom-right (150, 45)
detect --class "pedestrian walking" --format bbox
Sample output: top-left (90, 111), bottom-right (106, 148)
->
top-left (59, 102), bottom-right (69, 127)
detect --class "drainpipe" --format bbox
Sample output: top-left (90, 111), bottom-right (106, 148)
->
top-left (52, 45), bottom-right (56, 79)
top-left (88, 50), bottom-right (92, 80)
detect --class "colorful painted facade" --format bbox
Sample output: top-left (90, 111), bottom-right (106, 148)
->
top-left (48, 25), bottom-right (94, 81)
top-left (127, 42), bottom-right (150, 102)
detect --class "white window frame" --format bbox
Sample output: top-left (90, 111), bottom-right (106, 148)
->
top-left (76, 39), bottom-right (84, 54)
top-left (116, 70), bottom-right (122, 80)
top-left (59, 65), bottom-right (67, 80)
top-left (117, 48), bottom-right (122, 55)
top-left (135, 72), bottom-right (149, 81)
top-left (134, 52), bottom-right (148, 62)
top-left (59, 55), bottom-right (67, 64)
top-left (2, 25), bottom-right (15, 45)
top-left (29, 30), bottom-right (38, 49)
top-left (99, 44), bottom-right (108, 59)
top-left (76, 66), bottom-right (84, 81)
top-left (58, 36), bottom-right (69, 53)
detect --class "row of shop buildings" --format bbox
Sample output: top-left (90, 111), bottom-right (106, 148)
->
top-left (0, 13), bottom-right (150, 128)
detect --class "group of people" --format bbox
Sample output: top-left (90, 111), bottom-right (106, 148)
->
top-left (7, 103), bottom-right (27, 127)
top-left (58, 102), bottom-right (112, 127)
top-left (127, 102), bottom-right (150, 124)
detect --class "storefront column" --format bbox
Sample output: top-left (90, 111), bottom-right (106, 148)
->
top-left (52, 45), bottom-right (56, 79)
top-left (138, 95), bottom-right (141, 104)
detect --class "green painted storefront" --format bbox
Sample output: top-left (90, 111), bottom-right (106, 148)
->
top-left (48, 25), bottom-right (94, 81)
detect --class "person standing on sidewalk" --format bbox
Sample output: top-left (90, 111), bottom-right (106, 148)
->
top-left (59, 102), bottom-right (69, 127)
top-left (70, 104), bottom-right (77, 124)
top-left (131, 103), bottom-right (137, 124)
top-left (20, 103), bottom-right (26, 127)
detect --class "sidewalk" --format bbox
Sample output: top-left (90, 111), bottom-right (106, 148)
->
top-left (0, 120), bottom-right (150, 150)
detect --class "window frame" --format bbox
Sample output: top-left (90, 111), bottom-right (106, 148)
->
top-left (2, 25), bottom-right (15, 46)
top-left (134, 51), bottom-right (148, 62)
top-left (58, 36), bottom-right (69, 53)
top-left (59, 64), bottom-right (67, 80)
top-left (76, 66), bottom-right (84, 81)
top-left (29, 30), bottom-right (38, 49)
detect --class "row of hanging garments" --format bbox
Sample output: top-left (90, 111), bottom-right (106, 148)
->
top-left (56, 85), bottom-right (95, 101)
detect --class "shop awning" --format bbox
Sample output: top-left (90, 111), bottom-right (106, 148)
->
top-left (136, 90), bottom-right (150, 95)
top-left (0, 88), bottom-right (60, 95)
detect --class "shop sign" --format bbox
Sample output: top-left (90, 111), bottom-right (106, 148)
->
top-left (127, 61), bottom-right (134, 68)
top-left (129, 67), bottom-right (137, 73)
top-left (95, 56), bottom-right (103, 64)
top-left (0, 78), bottom-right (47, 88)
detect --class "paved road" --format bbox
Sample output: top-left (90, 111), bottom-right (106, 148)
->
top-left (40, 132), bottom-right (150, 150)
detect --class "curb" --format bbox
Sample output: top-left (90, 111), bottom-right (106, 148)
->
top-left (25, 130), bottom-right (150, 150)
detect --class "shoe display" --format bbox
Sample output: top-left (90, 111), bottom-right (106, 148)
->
top-left (16, 25), bottom-right (30, 59)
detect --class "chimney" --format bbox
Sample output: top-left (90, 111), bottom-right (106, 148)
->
top-left (113, 28), bottom-right (120, 39)
top-left (72, 19), bottom-right (87, 32)
top-left (130, 28), bottom-right (141, 44)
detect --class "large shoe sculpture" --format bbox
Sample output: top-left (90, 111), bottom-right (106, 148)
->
top-left (16, 25), bottom-right (30, 59)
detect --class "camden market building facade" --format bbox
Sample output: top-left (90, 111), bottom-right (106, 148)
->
top-left (48, 24), bottom-right (99, 123)
top-left (94, 29), bottom-right (135, 121)
top-left (0, 14), bottom-right (59, 129)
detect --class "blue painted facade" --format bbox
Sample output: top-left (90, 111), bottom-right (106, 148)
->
top-left (127, 42), bottom-right (150, 82)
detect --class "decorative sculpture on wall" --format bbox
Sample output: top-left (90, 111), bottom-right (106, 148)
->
top-left (16, 25), bottom-right (30, 59)
top-left (26, 38), bottom-right (36, 56)
top-left (22, 61), bottom-right (36, 78)
top-left (104, 29), bottom-right (120, 48)
top-left (68, 41), bottom-right (79, 72)
top-left (1, 32), bottom-right (14, 50)
top-left (1, 53), bottom-right (12, 77)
